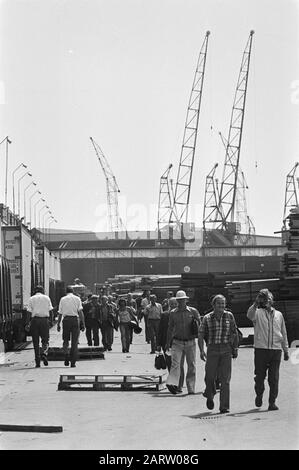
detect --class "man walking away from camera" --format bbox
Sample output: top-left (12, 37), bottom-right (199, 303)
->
top-left (57, 286), bottom-right (85, 367)
top-left (166, 290), bottom-right (200, 395)
top-left (27, 285), bottom-right (53, 368)
top-left (199, 294), bottom-right (238, 413)
top-left (247, 288), bottom-right (289, 411)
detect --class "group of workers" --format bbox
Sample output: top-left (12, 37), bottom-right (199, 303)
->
top-left (26, 283), bottom-right (289, 413)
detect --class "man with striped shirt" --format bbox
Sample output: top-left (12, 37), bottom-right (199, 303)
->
top-left (199, 294), bottom-right (238, 413)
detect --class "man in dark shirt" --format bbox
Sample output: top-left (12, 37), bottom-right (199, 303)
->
top-left (166, 290), bottom-right (200, 395)
top-left (100, 295), bottom-right (115, 351)
top-left (157, 297), bottom-right (185, 392)
top-left (199, 294), bottom-right (238, 413)
top-left (83, 295), bottom-right (101, 346)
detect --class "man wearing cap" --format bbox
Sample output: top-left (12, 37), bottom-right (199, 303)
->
top-left (199, 294), bottom-right (238, 413)
top-left (166, 290), bottom-right (201, 394)
top-left (145, 294), bottom-right (163, 354)
top-left (247, 288), bottom-right (289, 411)
top-left (83, 295), bottom-right (101, 347)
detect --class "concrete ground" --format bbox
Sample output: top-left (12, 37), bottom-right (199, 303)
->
top-left (0, 322), bottom-right (298, 450)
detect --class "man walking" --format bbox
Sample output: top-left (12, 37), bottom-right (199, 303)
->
top-left (83, 295), bottom-right (101, 346)
top-left (27, 285), bottom-right (53, 368)
top-left (166, 290), bottom-right (200, 395)
top-left (100, 295), bottom-right (115, 351)
top-left (157, 297), bottom-right (185, 392)
top-left (199, 294), bottom-right (238, 413)
top-left (145, 294), bottom-right (162, 354)
top-left (57, 286), bottom-right (85, 367)
top-left (247, 288), bottom-right (289, 411)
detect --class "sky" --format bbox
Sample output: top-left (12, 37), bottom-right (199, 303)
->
top-left (0, 0), bottom-right (298, 236)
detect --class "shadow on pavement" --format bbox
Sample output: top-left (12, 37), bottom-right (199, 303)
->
top-left (186, 408), bottom-right (269, 419)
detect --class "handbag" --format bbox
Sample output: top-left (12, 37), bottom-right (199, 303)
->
top-left (154, 353), bottom-right (167, 370)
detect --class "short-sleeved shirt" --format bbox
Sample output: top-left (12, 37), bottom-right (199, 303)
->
top-left (145, 302), bottom-right (162, 320)
top-left (27, 293), bottom-right (53, 318)
top-left (58, 293), bottom-right (83, 317)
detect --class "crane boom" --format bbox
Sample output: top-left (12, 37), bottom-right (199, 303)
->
top-left (283, 162), bottom-right (299, 226)
top-left (169, 31), bottom-right (210, 226)
top-left (90, 136), bottom-right (125, 232)
top-left (157, 164), bottom-right (173, 232)
top-left (216, 31), bottom-right (254, 229)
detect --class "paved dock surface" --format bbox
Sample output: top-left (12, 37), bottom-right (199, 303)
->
top-left (0, 323), bottom-right (298, 450)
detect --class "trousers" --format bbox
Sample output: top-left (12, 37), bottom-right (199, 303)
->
top-left (254, 348), bottom-right (282, 404)
top-left (62, 316), bottom-right (80, 364)
top-left (204, 343), bottom-right (232, 411)
top-left (31, 317), bottom-right (49, 363)
top-left (166, 339), bottom-right (196, 393)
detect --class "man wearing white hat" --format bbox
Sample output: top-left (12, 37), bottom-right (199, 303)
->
top-left (165, 290), bottom-right (201, 395)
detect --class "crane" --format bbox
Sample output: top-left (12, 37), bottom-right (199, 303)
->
top-left (169, 31), bottom-right (210, 228)
top-left (90, 136), bottom-right (126, 232)
top-left (157, 164), bottom-right (173, 233)
top-left (202, 163), bottom-right (220, 243)
top-left (210, 31), bottom-right (254, 235)
top-left (282, 162), bottom-right (299, 229)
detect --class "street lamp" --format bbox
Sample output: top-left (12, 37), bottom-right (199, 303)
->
top-left (47, 217), bottom-right (58, 244)
top-left (38, 205), bottom-right (49, 231)
top-left (42, 210), bottom-right (52, 232)
top-left (33, 198), bottom-right (45, 229)
top-left (29, 190), bottom-right (41, 227)
top-left (23, 181), bottom-right (37, 223)
top-left (17, 171), bottom-right (32, 217)
top-left (12, 163), bottom-right (27, 214)
top-left (0, 136), bottom-right (12, 206)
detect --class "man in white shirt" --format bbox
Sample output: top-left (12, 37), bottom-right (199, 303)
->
top-left (247, 288), bottom-right (289, 411)
top-left (57, 286), bottom-right (85, 367)
top-left (27, 285), bottom-right (53, 368)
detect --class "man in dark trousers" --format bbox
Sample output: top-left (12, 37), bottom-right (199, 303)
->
top-left (199, 294), bottom-right (238, 413)
top-left (157, 297), bottom-right (185, 393)
top-left (83, 295), bottom-right (101, 346)
top-left (100, 295), bottom-right (116, 351)
top-left (166, 290), bottom-right (201, 395)
top-left (27, 285), bottom-right (53, 367)
top-left (57, 286), bottom-right (85, 367)
top-left (145, 294), bottom-right (162, 354)
top-left (247, 288), bottom-right (289, 411)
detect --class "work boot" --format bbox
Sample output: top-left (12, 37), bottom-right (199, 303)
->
top-left (268, 403), bottom-right (279, 411)
top-left (35, 361), bottom-right (40, 368)
top-left (255, 395), bottom-right (263, 408)
top-left (206, 399), bottom-right (214, 410)
top-left (42, 354), bottom-right (48, 366)
top-left (70, 363), bottom-right (76, 368)
top-left (64, 357), bottom-right (70, 366)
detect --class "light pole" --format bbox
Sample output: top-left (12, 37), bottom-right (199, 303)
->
top-left (23, 181), bottom-right (37, 224)
top-left (44, 214), bottom-right (54, 244)
top-left (34, 198), bottom-right (45, 229)
top-left (29, 190), bottom-right (41, 227)
top-left (38, 205), bottom-right (49, 232)
top-left (12, 163), bottom-right (27, 215)
top-left (17, 171), bottom-right (32, 217)
top-left (47, 217), bottom-right (57, 243)
top-left (43, 210), bottom-right (52, 232)
top-left (0, 136), bottom-right (12, 206)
